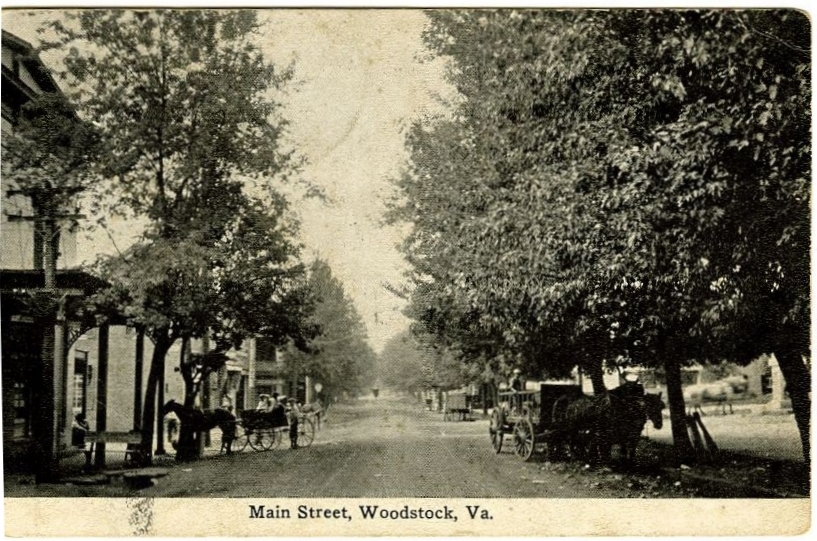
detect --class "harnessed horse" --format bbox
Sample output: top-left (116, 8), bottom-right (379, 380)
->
top-left (564, 385), bottom-right (665, 464)
top-left (162, 400), bottom-right (237, 454)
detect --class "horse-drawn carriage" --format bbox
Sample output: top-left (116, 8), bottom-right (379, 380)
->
top-left (162, 400), bottom-right (316, 455)
top-left (488, 382), bottom-right (665, 462)
top-left (230, 406), bottom-right (316, 452)
top-left (489, 383), bottom-right (584, 460)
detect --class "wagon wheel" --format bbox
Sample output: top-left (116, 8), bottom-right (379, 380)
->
top-left (513, 417), bottom-right (535, 461)
top-left (249, 428), bottom-right (275, 451)
top-left (225, 422), bottom-right (249, 454)
top-left (298, 417), bottom-right (316, 448)
top-left (489, 409), bottom-right (503, 453)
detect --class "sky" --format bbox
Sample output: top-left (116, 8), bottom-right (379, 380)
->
top-left (1, 8), bottom-right (453, 353)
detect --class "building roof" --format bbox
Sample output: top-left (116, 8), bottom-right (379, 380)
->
top-left (1, 29), bottom-right (62, 95)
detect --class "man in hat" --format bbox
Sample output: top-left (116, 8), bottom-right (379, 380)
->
top-left (286, 398), bottom-right (300, 449)
top-left (510, 369), bottom-right (524, 392)
top-left (270, 395), bottom-right (287, 427)
top-left (509, 369), bottom-right (524, 412)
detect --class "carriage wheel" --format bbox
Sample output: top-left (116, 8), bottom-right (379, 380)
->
top-left (249, 428), bottom-right (275, 451)
top-left (298, 417), bottom-right (315, 448)
top-left (489, 410), bottom-right (503, 453)
top-left (513, 418), bottom-right (535, 461)
top-left (224, 423), bottom-right (249, 454)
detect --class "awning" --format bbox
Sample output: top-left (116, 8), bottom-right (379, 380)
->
top-left (0, 268), bottom-right (109, 296)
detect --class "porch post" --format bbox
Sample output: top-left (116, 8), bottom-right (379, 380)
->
top-left (133, 327), bottom-right (144, 431)
top-left (55, 301), bottom-right (69, 447)
top-left (93, 323), bottom-right (109, 468)
top-left (155, 358), bottom-right (166, 455)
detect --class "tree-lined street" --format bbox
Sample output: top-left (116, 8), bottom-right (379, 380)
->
top-left (1, 9), bottom-right (810, 505)
top-left (5, 395), bottom-right (806, 498)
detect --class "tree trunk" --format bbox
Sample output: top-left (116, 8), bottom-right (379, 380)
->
top-left (584, 358), bottom-right (606, 396)
top-left (774, 348), bottom-right (810, 464)
top-left (663, 354), bottom-right (695, 465)
top-left (32, 217), bottom-right (59, 482)
top-left (140, 332), bottom-right (172, 465)
top-left (176, 338), bottom-right (201, 462)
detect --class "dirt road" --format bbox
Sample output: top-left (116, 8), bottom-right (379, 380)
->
top-left (5, 395), bottom-right (807, 498)
top-left (141, 395), bottom-right (628, 498)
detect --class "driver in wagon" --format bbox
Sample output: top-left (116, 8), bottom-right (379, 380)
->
top-left (509, 368), bottom-right (524, 413)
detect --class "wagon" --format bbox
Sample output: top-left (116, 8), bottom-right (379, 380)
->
top-left (488, 383), bottom-right (583, 461)
top-left (443, 391), bottom-right (472, 421)
top-left (228, 407), bottom-right (316, 453)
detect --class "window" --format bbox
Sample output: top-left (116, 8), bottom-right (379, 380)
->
top-left (73, 351), bottom-right (88, 415)
top-left (12, 381), bottom-right (29, 439)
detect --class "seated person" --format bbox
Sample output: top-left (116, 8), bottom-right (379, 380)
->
top-left (71, 413), bottom-right (90, 447)
top-left (510, 369), bottom-right (524, 392)
top-left (256, 394), bottom-right (271, 411)
top-left (269, 395), bottom-right (288, 427)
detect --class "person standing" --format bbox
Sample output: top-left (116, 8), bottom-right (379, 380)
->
top-left (287, 398), bottom-right (300, 449)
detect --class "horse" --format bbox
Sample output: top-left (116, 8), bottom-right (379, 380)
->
top-left (643, 392), bottom-right (665, 430)
top-left (684, 381), bottom-right (734, 416)
top-left (301, 401), bottom-right (324, 430)
top-left (162, 400), bottom-right (237, 454)
top-left (564, 386), bottom-right (664, 464)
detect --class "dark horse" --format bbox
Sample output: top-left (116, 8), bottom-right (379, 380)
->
top-left (565, 385), bottom-right (665, 464)
top-left (162, 400), bottom-right (237, 454)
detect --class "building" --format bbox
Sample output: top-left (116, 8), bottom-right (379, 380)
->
top-left (2, 29), bottom-right (102, 470)
top-left (2, 30), bottom-right (311, 473)
top-left (1, 30), bottom-right (183, 472)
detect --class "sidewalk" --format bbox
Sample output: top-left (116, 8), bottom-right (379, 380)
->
top-left (5, 439), bottom-right (178, 490)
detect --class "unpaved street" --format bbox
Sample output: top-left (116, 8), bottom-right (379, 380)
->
top-left (5, 394), bottom-right (806, 498)
top-left (142, 395), bottom-right (627, 498)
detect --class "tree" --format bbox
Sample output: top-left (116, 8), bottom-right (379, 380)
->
top-left (377, 329), bottom-right (466, 394)
top-left (378, 332), bottom-right (427, 393)
top-left (45, 10), bottom-right (306, 462)
top-left (394, 9), bottom-right (810, 463)
top-left (94, 194), bottom-right (313, 460)
top-left (2, 92), bottom-right (100, 481)
top-left (282, 260), bottom-right (377, 402)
